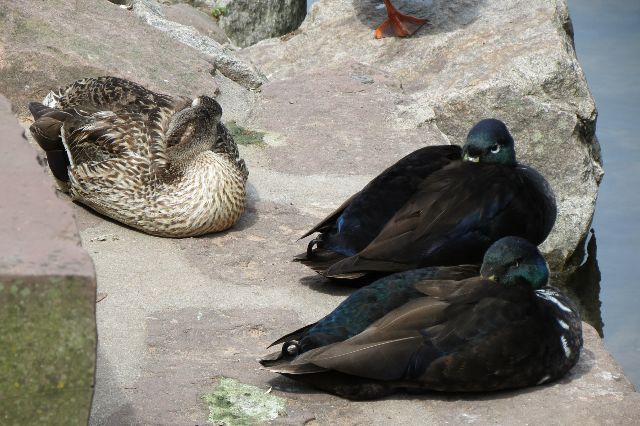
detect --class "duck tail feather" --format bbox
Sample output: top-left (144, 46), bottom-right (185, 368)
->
top-left (28, 102), bottom-right (52, 120)
top-left (294, 247), bottom-right (347, 275)
top-left (325, 256), bottom-right (414, 278)
top-left (28, 106), bottom-right (72, 182)
top-left (267, 323), bottom-right (318, 348)
top-left (259, 354), bottom-right (327, 374)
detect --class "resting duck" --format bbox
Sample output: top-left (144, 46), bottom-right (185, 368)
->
top-left (375, 0), bottom-right (428, 38)
top-left (297, 119), bottom-right (556, 279)
top-left (28, 76), bottom-right (248, 238)
top-left (262, 237), bottom-right (583, 400)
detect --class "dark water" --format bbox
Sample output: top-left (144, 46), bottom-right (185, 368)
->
top-left (567, 0), bottom-right (640, 388)
top-left (304, 0), bottom-right (640, 387)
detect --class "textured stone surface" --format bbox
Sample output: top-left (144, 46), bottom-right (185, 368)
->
top-left (132, 0), bottom-right (266, 89)
top-left (162, 2), bottom-right (229, 45)
top-left (0, 95), bottom-right (96, 425)
top-left (72, 194), bottom-right (637, 425)
top-left (0, 0), bottom-right (244, 119)
top-left (219, 0), bottom-right (307, 48)
top-left (242, 0), bottom-right (603, 272)
top-left (2, 0), bottom-right (632, 424)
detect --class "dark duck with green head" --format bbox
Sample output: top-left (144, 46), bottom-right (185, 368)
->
top-left (262, 237), bottom-right (583, 400)
top-left (297, 119), bottom-right (557, 279)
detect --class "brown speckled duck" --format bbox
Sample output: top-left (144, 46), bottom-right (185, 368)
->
top-left (28, 76), bottom-right (248, 238)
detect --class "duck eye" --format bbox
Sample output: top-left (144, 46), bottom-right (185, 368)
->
top-left (490, 144), bottom-right (500, 154)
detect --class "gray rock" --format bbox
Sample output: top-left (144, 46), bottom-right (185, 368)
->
top-left (132, 0), bottom-right (266, 89)
top-left (3, 0), bottom-right (635, 424)
top-left (243, 0), bottom-right (603, 272)
top-left (162, 2), bottom-right (229, 44)
top-left (72, 192), bottom-right (638, 424)
top-left (0, 95), bottom-right (97, 425)
top-left (0, 0), bottom-right (225, 119)
top-left (219, 0), bottom-right (307, 48)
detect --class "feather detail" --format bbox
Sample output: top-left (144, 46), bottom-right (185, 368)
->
top-left (28, 76), bottom-right (248, 237)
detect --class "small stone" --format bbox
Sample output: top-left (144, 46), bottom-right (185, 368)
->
top-left (351, 74), bottom-right (374, 84)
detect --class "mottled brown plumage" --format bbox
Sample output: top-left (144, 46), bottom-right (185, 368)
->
top-left (29, 76), bottom-right (248, 237)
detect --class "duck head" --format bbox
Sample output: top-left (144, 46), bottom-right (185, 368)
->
top-left (480, 236), bottom-right (549, 289)
top-left (166, 96), bottom-right (222, 164)
top-left (462, 119), bottom-right (516, 165)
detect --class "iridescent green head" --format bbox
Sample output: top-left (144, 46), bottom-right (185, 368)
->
top-left (462, 119), bottom-right (516, 165)
top-left (480, 236), bottom-right (549, 289)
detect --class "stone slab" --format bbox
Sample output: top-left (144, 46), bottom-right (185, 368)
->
top-left (71, 175), bottom-right (639, 424)
top-left (0, 0), bottom-right (221, 120)
top-left (0, 95), bottom-right (96, 425)
top-left (243, 0), bottom-right (603, 272)
top-left (1, 0), bottom-right (635, 424)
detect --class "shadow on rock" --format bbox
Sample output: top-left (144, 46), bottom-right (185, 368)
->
top-left (264, 353), bottom-right (592, 402)
top-left (298, 274), bottom-right (362, 296)
top-left (89, 351), bottom-right (137, 425)
top-left (556, 229), bottom-right (603, 336)
top-left (352, 0), bottom-right (485, 37)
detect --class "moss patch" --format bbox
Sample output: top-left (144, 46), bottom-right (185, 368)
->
top-left (0, 276), bottom-right (96, 426)
top-left (210, 6), bottom-right (228, 19)
top-left (225, 121), bottom-right (266, 147)
top-left (203, 378), bottom-right (286, 425)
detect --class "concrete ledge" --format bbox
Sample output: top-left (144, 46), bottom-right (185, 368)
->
top-left (0, 95), bottom-right (96, 425)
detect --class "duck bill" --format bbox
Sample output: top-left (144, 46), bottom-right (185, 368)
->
top-left (463, 153), bottom-right (480, 163)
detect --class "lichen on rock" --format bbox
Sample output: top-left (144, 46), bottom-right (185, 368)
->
top-left (203, 377), bottom-right (287, 424)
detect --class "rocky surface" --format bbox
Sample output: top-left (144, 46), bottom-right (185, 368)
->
top-left (132, 0), bottom-right (266, 88)
top-left (73, 197), bottom-right (638, 425)
top-left (243, 0), bottom-right (603, 272)
top-left (162, 2), bottom-right (229, 45)
top-left (0, 96), bottom-right (96, 425)
top-left (218, 0), bottom-right (307, 48)
top-left (1, 0), bottom-right (632, 424)
top-left (0, 0), bottom-right (229, 118)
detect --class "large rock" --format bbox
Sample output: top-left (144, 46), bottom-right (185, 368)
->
top-left (131, 0), bottom-right (266, 89)
top-left (162, 2), bottom-right (229, 45)
top-left (0, 96), bottom-right (96, 425)
top-left (0, 0), bottom-right (258, 122)
top-left (219, 0), bottom-right (307, 47)
top-left (242, 0), bottom-right (603, 272)
top-left (74, 194), bottom-right (638, 424)
top-left (1, 0), bottom-right (633, 424)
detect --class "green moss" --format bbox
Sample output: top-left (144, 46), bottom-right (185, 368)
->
top-left (0, 276), bottom-right (96, 426)
top-left (210, 5), bottom-right (228, 19)
top-left (225, 121), bottom-right (266, 147)
top-left (203, 378), bottom-right (286, 425)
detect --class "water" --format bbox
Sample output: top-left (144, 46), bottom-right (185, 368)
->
top-left (304, 0), bottom-right (640, 386)
top-left (567, 0), bottom-right (640, 388)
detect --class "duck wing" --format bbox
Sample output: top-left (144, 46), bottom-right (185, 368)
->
top-left (298, 145), bottom-right (462, 268)
top-left (261, 266), bottom-right (478, 371)
top-left (29, 77), bottom-right (191, 182)
top-left (281, 279), bottom-right (539, 385)
top-left (277, 278), bottom-right (482, 378)
top-left (326, 162), bottom-right (554, 277)
top-left (45, 76), bottom-right (189, 134)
